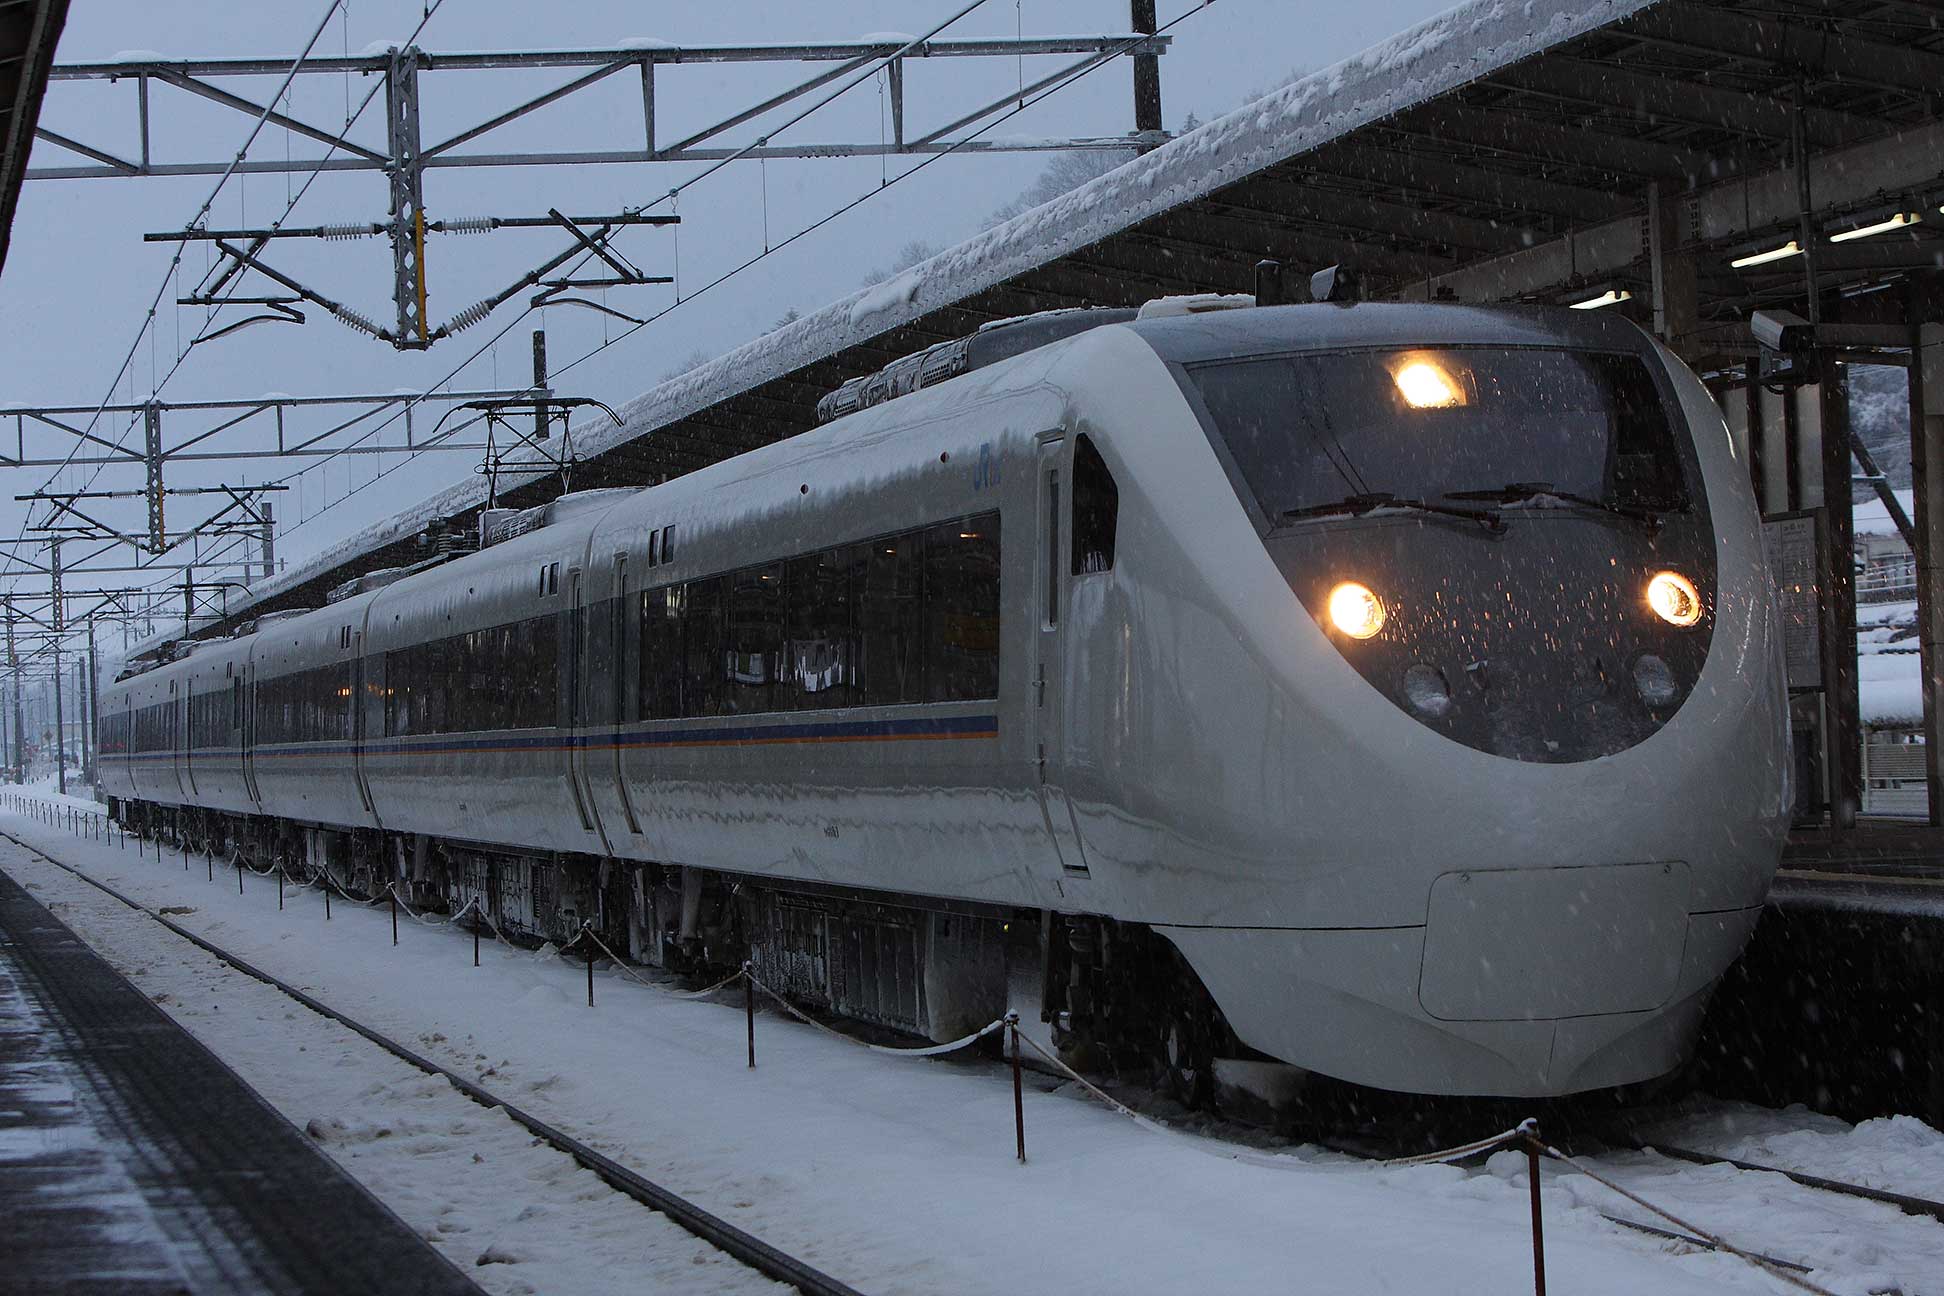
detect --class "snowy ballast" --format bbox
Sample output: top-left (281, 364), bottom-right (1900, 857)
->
top-left (217, 0), bottom-right (1657, 631)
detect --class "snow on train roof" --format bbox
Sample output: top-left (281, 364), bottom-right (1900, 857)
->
top-left (217, 0), bottom-right (1657, 627)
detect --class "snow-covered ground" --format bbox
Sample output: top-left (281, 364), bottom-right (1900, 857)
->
top-left (5, 802), bottom-right (1944, 1296)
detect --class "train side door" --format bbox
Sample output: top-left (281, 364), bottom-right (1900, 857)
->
top-left (183, 678), bottom-right (199, 796)
top-left (168, 679), bottom-right (182, 798)
top-left (241, 661), bottom-right (260, 803)
top-left (1034, 431), bottom-right (1089, 878)
top-left (565, 567), bottom-right (613, 852)
top-left (608, 551), bottom-right (642, 835)
top-left (351, 629), bottom-right (375, 815)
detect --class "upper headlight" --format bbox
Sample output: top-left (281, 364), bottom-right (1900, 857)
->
top-left (1646, 571), bottom-right (1702, 627)
top-left (1328, 581), bottom-right (1387, 639)
top-left (1390, 358), bottom-right (1465, 409)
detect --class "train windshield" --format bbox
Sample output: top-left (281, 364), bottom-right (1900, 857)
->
top-left (1185, 347), bottom-right (1689, 523)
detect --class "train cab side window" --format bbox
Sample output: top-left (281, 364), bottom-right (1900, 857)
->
top-left (1071, 435), bottom-right (1118, 576)
top-left (660, 526), bottom-right (675, 563)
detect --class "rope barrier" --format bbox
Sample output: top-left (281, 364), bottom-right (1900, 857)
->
top-left (1378, 1125), bottom-right (1534, 1168)
top-left (742, 966), bottom-right (1008, 1058)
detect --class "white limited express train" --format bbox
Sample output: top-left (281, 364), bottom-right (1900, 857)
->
top-left (100, 299), bottom-right (1790, 1101)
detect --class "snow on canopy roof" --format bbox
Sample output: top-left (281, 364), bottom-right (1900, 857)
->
top-left (216, 0), bottom-right (1657, 628)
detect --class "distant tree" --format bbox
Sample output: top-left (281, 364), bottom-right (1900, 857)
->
top-left (859, 239), bottom-right (943, 288)
top-left (772, 307), bottom-right (802, 329)
top-left (658, 346), bottom-right (717, 383)
top-left (986, 149), bottom-right (1124, 225)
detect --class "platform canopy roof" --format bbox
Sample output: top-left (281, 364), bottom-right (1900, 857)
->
top-left (0, 0), bottom-right (67, 277)
top-left (173, 0), bottom-right (1944, 641)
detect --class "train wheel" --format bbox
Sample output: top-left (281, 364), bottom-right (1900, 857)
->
top-left (1160, 1007), bottom-right (1215, 1110)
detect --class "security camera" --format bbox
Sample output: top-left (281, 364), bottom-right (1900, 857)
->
top-left (1750, 309), bottom-right (1812, 352)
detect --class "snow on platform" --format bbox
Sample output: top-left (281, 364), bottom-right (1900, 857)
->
top-left (6, 806), bottom-right (1943, 1295)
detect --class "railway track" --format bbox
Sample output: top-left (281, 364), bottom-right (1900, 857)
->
top-left (0, 822), bottom-right (866, 1296)
top-left (15, 802), bottom-right (1944, 1294)
top-left (1613, 1134), bottom-right (1944, 1225)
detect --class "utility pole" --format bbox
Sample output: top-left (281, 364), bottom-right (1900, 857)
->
top-left (533, 329), bottom-right (549, 442)
top-left (84, 617), bottom-right (97, 791)
top-left (1132, 1), bottom-right (1163, 141)
top-left (259, 500), bottom-right (275, 580)
top-left (50, 538), bottom-right (64, 795)
top-left (5, 609), bottom-right (20, 783)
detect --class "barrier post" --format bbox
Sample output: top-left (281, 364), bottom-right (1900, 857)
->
top-left (390, 886), bottom-right (398, 946)
top-left (472, 905), bottom-right (480, 967)
top-left (206, 848), bottom-right (213, 882)
top-left (236, 853), bottom-right (243, 894)
top-left (1523, 1120), bottom-right (1546, 1296)
top-left (324, 883), bottom-right (332, 921)
top-left (744, 963), bottom-right (755, 1068)
top-left (583, 923), bottom-right (595, 1007)
top-left (1008, 1010), bottom-right (1025, 1164)
top-left (277, 865), bottom-right (284, 911)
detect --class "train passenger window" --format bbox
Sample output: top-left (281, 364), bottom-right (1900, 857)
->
top-left (660, 526), bottom-right (675, 563)
top-left (629, 510), bottom-right (1000, 721)
top-left (1071, 436), bottom-right (1118, 576)
top-left (860, 534), bottom-right (924, 706)
top-left (783, 550), bottom-right (860, 710)
top-left (923, 517), bottom-right (1002, 701)
top-left (638, 587), bottom-right (685, 719)
top-left (679, 576), bottom-right (727, 717)
top-left (724, 565), bottom-right (783, 713)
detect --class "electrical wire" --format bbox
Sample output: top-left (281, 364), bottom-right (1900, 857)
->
top-left (267, 2), bottom-right (1211, 538)
top-left (7, 0), bottom-right (451, 642)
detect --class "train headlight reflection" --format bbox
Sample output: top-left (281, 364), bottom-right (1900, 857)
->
top-left (1646, 571), bottom-right (1702, 627)
top-left (1327, 582), bottom-right (1387, 639)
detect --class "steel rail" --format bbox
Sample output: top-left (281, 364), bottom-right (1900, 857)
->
top-left (1, 825), bottom-right (868, 1296)
top-left (1621, 1138), bottom-right (1944, 1226)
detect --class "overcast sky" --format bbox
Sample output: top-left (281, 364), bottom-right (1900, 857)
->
top-left (0, 0), bottom-right (1457, 617)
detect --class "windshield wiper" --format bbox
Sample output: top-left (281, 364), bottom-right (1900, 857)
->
top-left (1280, 491), bottom-right (1505, 533)
top-left (1441, 481), bottom-right (1670, 531)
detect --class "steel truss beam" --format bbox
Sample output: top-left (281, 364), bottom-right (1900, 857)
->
top-left (28, 35), bottom-right (1169, 349)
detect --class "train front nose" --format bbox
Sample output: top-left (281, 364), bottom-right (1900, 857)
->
top-left (1161, 324), bottom-right (1789, 1095)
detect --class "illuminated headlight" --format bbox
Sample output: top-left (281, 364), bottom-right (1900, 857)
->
top-left (1327, 581), bottom-right (1387, 639)
top-left (1390, 358), bottom-right (1464, 409)
top-left (1646, 571), bottom-right (1702, 627)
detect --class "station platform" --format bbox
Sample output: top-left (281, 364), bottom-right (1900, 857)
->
top-left (1782, 819), bottom-right (1944, 882)
top-left (0, 865), bottom-right (482, 1295)
top-left (1690, 821), bottom-right (1944, 1129)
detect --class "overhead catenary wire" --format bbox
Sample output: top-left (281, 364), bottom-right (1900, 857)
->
top-left (5, 0), bottom-right (452, 637)
top-left (265, 1), bottom-right (1216, 540)
top-left (11, 0), bottom-right (349, 518)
